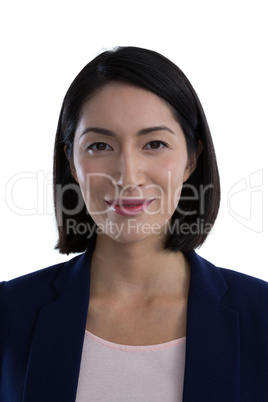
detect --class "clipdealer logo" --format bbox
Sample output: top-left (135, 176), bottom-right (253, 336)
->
top-left (5, 169), bottom-right (265, 234)
top-left (227, 170), bottom-right (263, 233)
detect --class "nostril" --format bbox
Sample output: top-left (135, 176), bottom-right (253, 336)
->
top-left (122, 183), bottom-right (139, 191)
top-left (111, 181), bottom-right (139, 191)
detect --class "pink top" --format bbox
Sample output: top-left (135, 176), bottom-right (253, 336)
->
top-left (75, 330), bottom-right (186, 401)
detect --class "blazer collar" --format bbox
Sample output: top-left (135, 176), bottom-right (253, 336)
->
top-left (23, 248), bottom-right (240, 401)
top-left (183, 250), bottom-right (240, 401)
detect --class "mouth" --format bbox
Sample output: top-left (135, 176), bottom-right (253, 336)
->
top-left (105, 198), bottom-right (155, 216)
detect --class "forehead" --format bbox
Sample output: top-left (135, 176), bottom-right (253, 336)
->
top-left (79, 82), bottom-right (177, 127)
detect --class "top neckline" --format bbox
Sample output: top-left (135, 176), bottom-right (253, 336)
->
top-left (85, 330), bottom-right (186, 352)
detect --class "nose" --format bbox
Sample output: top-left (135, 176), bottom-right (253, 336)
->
top-left (113, 150), bottom-right (146, 191)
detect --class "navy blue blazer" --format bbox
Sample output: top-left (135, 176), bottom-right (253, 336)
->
top-left (1, 249), bottom-right (268, 401)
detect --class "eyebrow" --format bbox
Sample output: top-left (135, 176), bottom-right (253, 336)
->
top-left (79, 125), bottom-right (175, 139)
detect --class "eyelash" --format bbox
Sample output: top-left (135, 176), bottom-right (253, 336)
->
top-left (87, 142), bottom-right (112, 151)
top-left (86, 140), bottom-right (169, 152)
top-left (144, 140), bottom-right (169, 150)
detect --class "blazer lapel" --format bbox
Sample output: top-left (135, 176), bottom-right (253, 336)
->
top-left (22, 249), bottom-right (92, 402)
top-left (183, 251), bottom-right (240, 401)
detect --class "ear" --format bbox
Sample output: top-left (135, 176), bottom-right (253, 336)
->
top-left (183, 140), bottom-right (203, 182)
top-left (64, 145), bottom-right (78, 183)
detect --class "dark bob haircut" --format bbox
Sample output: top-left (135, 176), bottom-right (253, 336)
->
top-left (53, 46), bottom-right (220, 254)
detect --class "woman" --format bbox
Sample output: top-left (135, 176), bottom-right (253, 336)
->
top-left (1, 47), bottom-right (268, 401)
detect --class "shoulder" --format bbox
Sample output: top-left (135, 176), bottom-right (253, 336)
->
top-left (219, 265), bottom-right (268, 295)
top-left (0, 254), bottom-right (83, 312)
top-left (0, 264), bottom-right (64, 329)
top-left (0, 262), bottom-right (65, 301)
top-left (202, 254), bottom-right (268, 328)
top-left (188, 250), bottom-right (268, 312)
top-left (218, 266), bottom-right (268, 317)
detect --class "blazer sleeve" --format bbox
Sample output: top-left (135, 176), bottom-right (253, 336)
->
top-left (0, 264), bottom-right (64, 401)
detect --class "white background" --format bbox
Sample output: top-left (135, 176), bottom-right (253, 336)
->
top-left (1, 0), bottom-right (267, 281)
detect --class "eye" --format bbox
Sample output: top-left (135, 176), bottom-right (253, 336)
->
top-left (144, 140), bottom-right (169, 150)
top-left (87, 142), bottom-right (113, 151)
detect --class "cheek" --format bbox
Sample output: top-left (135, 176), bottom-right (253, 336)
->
top-left (74, 157), bottom-right (107, 186)
top-left (156, 156), bottom-right (188, 187)
top-left (155, 157), bottom-right (188, 212)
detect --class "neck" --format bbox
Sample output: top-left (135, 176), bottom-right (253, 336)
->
top-left (89, 234), bottom-right (191, 302)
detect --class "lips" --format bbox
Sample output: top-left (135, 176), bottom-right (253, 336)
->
top-left (105, 198), bottom-right (155, 216)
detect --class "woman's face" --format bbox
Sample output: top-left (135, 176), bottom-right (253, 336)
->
top-left (70, 82), bottom-right (196, 244)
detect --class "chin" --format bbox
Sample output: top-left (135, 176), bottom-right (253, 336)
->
top-left (98, 224), bottom-right (165, 247)
top-left (93, 214), bottom-right (169, 246)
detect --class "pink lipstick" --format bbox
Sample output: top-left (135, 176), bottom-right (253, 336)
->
top-left (105, 199), bottom-right (154, 216)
